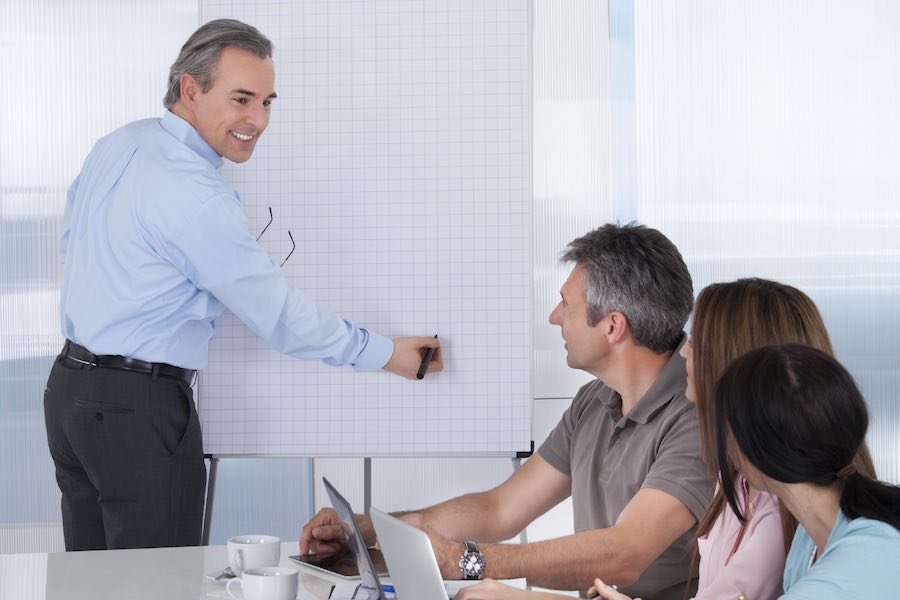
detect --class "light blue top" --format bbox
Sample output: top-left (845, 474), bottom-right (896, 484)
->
top-left (781, 509), bottom-right (900, 598)
top-left (59, 111), bottom-right (392, 370)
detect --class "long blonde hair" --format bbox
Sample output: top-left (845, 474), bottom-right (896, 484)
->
top-left (691, 278), bottom-right (875, 553)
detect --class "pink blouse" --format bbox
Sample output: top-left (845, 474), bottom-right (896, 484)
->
top-left (694, 474), bottom-right (785, 600)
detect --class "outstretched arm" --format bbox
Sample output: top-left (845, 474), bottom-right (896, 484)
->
top-left (427, 487), bottom-right (697, 591)
top-left (300, 453), bottom-right (570, 555)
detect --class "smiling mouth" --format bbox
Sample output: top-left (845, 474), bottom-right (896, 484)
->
top-left (230, 130), bottom-right (254, 142)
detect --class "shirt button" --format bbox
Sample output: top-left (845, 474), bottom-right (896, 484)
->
top-left (95, 412), bottom-right (104, 423)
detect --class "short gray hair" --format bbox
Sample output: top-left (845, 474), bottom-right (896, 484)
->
top-left (164, 19), bottom-right (273, 109)
top-left (561, 222), bottom-right (693, 353)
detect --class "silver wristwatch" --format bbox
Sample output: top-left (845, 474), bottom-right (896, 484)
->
top-left (458, 540), bottom-right (486, 580)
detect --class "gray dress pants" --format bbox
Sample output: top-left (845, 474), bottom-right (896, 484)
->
top-left (43, 354), bottom-right (206, 550)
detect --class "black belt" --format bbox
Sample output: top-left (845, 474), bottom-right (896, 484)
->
top-left (60, 340), bottom-right (196, 386)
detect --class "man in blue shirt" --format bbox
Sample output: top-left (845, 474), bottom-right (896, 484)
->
top-left (44, 19), bottom-right (442, 551)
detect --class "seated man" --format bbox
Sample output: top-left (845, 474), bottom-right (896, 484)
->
top-left (301, 223), bottom-right (713, 599)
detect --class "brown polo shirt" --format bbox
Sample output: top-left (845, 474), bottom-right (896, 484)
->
top-left (538, 340), bottom-right (713, 600)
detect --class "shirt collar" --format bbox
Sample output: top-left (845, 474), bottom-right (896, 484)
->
top-left (601, 333), bottom-right (689, 425)
top-left (160, 110), bottom-right (224, 169)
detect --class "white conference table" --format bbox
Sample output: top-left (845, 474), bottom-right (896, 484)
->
top-left (0, 542), bottom-right (340, 600)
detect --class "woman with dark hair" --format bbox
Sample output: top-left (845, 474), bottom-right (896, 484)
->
top-left (714, 344), bottom-right (900, 595)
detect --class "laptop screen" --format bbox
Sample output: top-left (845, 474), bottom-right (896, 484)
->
top-left (323, 477), bottom-right (387, 600)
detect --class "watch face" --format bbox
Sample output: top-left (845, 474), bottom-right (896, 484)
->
top-left (460, 552), bottom-right (485, 579)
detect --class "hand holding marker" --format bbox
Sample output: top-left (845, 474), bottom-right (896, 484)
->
top-left (416, 335), bottom-right (439, 379)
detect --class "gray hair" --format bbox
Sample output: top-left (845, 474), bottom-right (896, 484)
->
top-left (164, 19), bottom-right (273, 109)
top-left (561, 222), bottom-right (693, 354)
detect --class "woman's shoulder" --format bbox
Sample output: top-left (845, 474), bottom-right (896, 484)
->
top-left (783, 516), bottom-right (899, 596)
top-left (830, 514), bottom-right (900, 549)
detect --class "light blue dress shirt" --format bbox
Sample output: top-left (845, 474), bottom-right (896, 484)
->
top-left (781, 510), bottom-right (900, 598)
top-left (59, 111), bottom-right (392, 370)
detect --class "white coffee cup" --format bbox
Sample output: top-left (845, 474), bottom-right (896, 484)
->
top-left (227, 566), bottom-right (298, 600)
top-left (227, 535), bottom-right (281, 576)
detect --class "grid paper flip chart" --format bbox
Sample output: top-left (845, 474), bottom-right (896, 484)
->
top-left (199, 0), bottom-right (531, 456)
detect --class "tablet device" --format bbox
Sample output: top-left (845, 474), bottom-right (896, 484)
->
top-left (291, 477), bottom-right (389, 599)
top-left (288, 546), bottom-right (387, 580)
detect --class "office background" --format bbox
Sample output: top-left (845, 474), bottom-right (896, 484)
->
top-left (1, 0), bottom-right (898, 555)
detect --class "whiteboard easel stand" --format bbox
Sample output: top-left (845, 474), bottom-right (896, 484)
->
top-left (201, 447), bottom-right (534, 546)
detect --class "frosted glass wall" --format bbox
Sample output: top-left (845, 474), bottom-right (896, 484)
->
top-left (532, 0), bottom-right (611, 399)
top-left (0, 0), bottom-right (200, 553)
top-left (634, 1), bottom-right (900, 481)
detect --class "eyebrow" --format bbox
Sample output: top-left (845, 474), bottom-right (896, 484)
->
top-left (230, 88), bottom-right (278, 100)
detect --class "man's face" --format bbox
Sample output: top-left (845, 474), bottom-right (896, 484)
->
top-left (189, 46), bottom-right (276, 163)
top-left (548, 265), bottom-right (608, 374)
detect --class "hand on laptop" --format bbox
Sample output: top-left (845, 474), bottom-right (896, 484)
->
top-left (299, 507), bottom-right (351, 556)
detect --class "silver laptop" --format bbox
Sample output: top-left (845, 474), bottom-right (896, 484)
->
top-left (370, 507), bottom-right (479, 600)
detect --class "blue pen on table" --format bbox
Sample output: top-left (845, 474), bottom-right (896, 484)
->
top-left (416, 334), bottom-right (438, 380)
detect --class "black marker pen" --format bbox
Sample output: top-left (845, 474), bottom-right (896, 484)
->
top-left (416, 335), bottom-right (438, 380)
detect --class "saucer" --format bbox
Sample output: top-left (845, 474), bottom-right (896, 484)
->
top-left (205, 565), bottom-right (237, 581)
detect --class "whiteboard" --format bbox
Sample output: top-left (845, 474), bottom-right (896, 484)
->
top-left (199, 0), bottom-right (532, 456)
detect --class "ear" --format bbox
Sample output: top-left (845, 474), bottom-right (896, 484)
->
top-left (606, 311), bottom-right (630, 344)
top-left (179, 73), bottom-right (201, 109)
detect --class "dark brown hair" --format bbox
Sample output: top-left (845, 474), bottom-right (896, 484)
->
top-left (715, 345), bottom-right (900, 530)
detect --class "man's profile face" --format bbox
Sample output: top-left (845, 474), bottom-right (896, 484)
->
top-left (189, 46), bottom-right (276, 163)
top-left (548, 264), bottom-right (608, 374)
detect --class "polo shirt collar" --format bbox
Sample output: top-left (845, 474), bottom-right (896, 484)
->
top-left (160, 110), bottom-right (224, 169)
top-left (600, 333), bottom-right (688, 425)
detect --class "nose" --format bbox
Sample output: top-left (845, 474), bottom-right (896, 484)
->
top-left (247, 101), bottom-right (270, 132)
top-left (548, 302), bottom-right (562, 325)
